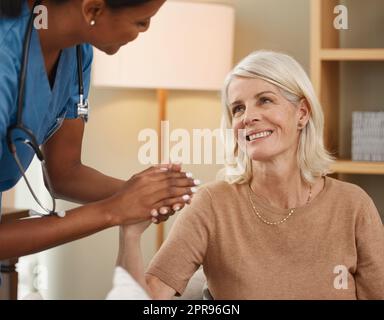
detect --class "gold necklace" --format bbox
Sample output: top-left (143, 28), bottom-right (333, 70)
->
top-left (248, 184), bottom-right (312, 226)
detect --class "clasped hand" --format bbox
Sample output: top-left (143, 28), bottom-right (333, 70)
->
top-left (106, 163), bottom-right (199, 229)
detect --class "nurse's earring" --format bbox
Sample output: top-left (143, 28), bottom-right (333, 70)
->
top-left (90, 20), bottom-right (96, 26)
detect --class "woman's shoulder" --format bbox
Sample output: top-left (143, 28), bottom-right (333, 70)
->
top-left (0, 30), bottom-right (21, 67)
top-left (0, 23), bottom-right (22, 111)
top-left (182, 180), bottom-right (242, 225)
top-left (324, 176), bottom-right (373, 204)
top-left (199, 179), bottom-right (240, 198)
top-left (0, 7), bottom-right (28, 55)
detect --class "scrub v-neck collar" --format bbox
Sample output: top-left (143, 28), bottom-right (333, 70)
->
top-left (30, 24), bottom-right (64, 100)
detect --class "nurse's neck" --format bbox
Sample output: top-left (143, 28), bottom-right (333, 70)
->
top-left (28, 0), bottom-right (85, 55)
top-left (28, 0), bottom-right (86, 84)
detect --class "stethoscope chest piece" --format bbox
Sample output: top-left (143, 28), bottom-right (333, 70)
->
top-left (77, 94), bottom-right (90, 122)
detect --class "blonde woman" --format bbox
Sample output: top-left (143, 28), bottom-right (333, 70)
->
top-left (119, 51), bottom-right (384, 300)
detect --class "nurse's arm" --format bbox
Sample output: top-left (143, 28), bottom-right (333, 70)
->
top-left (0, 200), bottom-right (113, 260)
top-left (0, 166), bottom-right (196, 260)
top-left (43, 118), bottom-right (125, 203)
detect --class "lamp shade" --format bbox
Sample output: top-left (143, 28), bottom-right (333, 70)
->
top-left (92, 1), bottom-right (235, 91)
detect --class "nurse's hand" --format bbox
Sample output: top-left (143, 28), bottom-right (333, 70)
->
top-left (104, 165), bottom-right (199, 226)
top-left (151, 163), bottom-right (199, 224)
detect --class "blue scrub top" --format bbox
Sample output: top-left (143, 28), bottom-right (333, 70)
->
top-left (0, 1), bottom-right (93, 210)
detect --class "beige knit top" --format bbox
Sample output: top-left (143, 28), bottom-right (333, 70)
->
top-left (147, 177), bottom-right (384, 299)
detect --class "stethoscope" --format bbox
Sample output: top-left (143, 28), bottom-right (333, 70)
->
top-left (5, 0), bottom-right (89, 217)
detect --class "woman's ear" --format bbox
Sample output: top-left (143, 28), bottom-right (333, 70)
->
top-left (81, 0), bottom-right (106, 26)
top-left (297, 98), bottom-right (311, 129)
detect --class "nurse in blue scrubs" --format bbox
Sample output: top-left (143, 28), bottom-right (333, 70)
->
top-left (0, 0), bottom-right (197, 260)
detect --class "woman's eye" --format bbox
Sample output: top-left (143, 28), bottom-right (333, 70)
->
top-left (260, 97), bottom-right (272, 104)
top-left (232, 105), bottom-right (245, 116)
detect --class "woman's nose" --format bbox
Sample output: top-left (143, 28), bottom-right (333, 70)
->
top-left (139, 21), bottom-right (151, 33)
top-left (242, 107), bottom-right (260, 126)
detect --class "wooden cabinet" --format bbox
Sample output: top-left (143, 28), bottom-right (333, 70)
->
top-left (0, 208), bottom-right (29, 300)
top-left (310, 0), bottom-right (384, 175)
top-left (0, 258), bottom-right (18, 300)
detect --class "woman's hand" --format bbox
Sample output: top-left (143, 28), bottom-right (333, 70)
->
top-left (103, 165), bottom-right (199, 227)
top-left (120, 220), bottom-right (152, 239)
top-left (149, 163), bottom-right (199, 224)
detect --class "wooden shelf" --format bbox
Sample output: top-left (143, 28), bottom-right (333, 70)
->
top-left (310, 1), bottom-right (384, 177)
top-left (330, 160), bottom-right (384, 175)
top-left (321, 49), bottom-right (384, 61)
top-left (1, 208), bottom-right (29, 223)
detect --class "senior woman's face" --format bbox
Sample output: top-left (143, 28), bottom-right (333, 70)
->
top-left (228, 77), bottom-right (307, 162)
top-left (88, 0), bottom-right (166, 55)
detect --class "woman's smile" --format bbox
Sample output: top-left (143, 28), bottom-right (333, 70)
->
top-left (246, 129), bottom-right (274, 142)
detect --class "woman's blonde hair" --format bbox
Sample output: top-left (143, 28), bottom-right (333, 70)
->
top-left (220, 50), bottom-right (334, 184)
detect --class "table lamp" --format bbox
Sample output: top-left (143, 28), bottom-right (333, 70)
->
top-left (92, 0), bottom-right (235, 249)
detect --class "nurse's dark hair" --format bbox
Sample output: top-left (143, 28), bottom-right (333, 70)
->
top-left (0, 0), bottom-right (153, 17)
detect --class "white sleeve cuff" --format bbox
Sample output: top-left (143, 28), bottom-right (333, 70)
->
top-left (106, 266), bottom-right (150, 300)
